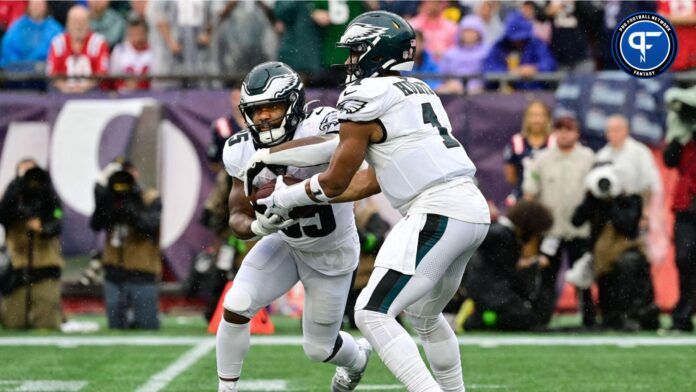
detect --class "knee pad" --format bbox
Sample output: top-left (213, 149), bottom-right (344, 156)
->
top-left (302, 339), bottom-right (334, 362)
top-left (407, 313), bottom-right (441, 337)
top-left (223, 285), bottom-right (253, 317)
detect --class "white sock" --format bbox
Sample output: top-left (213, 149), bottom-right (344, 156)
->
top-left (325, 331), bottom-right (366, 372)
top-left (356, 309), bottom-right (441, 392)
top-left (216, 319), bottom-right (250, 380)
top-left (410, 314), bottom-right (464, 392)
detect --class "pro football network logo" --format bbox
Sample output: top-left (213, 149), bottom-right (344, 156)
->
top-left (611, 12), bottom-right (677, 78)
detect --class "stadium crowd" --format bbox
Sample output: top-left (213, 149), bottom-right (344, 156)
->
top-left (0, 0), bottom-right (695, 92)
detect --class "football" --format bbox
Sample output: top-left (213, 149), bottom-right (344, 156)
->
top-left (251, 176), bottom-right (320, 219)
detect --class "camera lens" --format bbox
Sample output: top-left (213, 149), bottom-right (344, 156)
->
top-left (598, 178), bottom-right (611, 193)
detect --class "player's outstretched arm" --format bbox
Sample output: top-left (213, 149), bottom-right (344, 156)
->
top-left (243, 135), bottom-right (339, 196)
top-left (312, 121), bottom-right (375, 198)
top-left (330, 166), bottom-right (381, 204)
top-left (257, 121), bottom-right (381, 218)
top-left (266, 135), bottom-right (339, 167)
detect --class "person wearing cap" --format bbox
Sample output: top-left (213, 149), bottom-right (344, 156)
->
top-left (522, 116), bottom-right (595, 327)
top-left (483, 10), bottom-right (556, 90)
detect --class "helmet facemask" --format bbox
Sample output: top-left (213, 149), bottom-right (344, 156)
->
top-left (239, 61), bottom-right (306, 148)
top-left (239, 94), bottom-right (301, 147)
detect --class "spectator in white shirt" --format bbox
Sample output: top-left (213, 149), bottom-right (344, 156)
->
top-left (110, 16), bottom-right (151, 91)
top-left (596, 115), bottom-right (662, 226)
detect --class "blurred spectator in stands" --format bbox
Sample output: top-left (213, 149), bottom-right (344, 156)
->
top-left (90, 159), bottom-right (161, 330)
top-left (663, 86), bottom-right (696, 332)
top-left (274, 1), bottom-right (322, 76)
top-left (0, 159), bottom-right (64, 330)
top-left (313, 0), bottom-right (367, 75)
top-left (409, 0), bottom-right (457, 61)
top-left (216, 1), bottom-right (277, 79)
top-left (378, 0), bottom-right (419, 19)
top-left (403, 30), bottom-right (442, 90)
top-left (545, 1), bottom-right (600, 72)
top-left (599, 1), bottom-right (656, 70)
top-left (472, 0), bottom-right (504, 46)
top-left (88, 0), bottom-right (125, 49)
top-left (523, 116), bottom-right (596, 327)
top-left (0, 1), bottom-right (27, 42)
top-left (47, 5), bottom-right (109, 93)
top-left (572, 164), bottom-right (660, 330)
top-left (463, 200), bottom-right (553, 331)
top-left (596, 115), bottom-right (662, 229)
top-left (0, 0), bottom-right (62, 71)
top-left (519, 1), bottom-right (551, 43)
top-left (658, 0), bottom-right (696, 71)
top-left (437, 14), bottom-right (488, 94)
top-left (110, 15), bottom-right (151, 91)
top-left (483, 11), bottom-right (556, 90)
top-left (47, 1), bottom-right (76, 27)
top-left (503, 100), bottom-right (554, 204)
top-left (147, 1), bottom-right (215, 88)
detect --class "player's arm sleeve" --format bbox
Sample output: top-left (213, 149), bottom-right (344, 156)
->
top-left (262, 136), bottom-right (337, 168)
top-left (263, 108), bottom-right (341, 167)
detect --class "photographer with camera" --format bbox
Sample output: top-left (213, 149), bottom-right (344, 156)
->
top-left (0, 159), bottom-right (64, 330)
top-left (463, 200), bottom-right (554, 331)
top-left (571, 164), bottom-right (659, 330)
top-left (663, 86), bottom-right (696, 332)
top-left (90, 159), bottom-right (161, 330)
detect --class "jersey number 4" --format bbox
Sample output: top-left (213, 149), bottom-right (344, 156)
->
top-left (421, 103), bottom-right (461, 149)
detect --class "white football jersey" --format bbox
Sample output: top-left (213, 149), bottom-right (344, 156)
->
top-left (223, 107), bottom-right (358, 272)
top-left (337, 76), bottom-right (489, 223)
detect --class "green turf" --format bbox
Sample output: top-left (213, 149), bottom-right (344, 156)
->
top-left (1, 315), bottom-right (695, 391)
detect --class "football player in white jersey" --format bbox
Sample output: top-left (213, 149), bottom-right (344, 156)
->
top-left (216, 62), bottom-right (371, 392)
top-left (244, 12), bottom-right (491, 392)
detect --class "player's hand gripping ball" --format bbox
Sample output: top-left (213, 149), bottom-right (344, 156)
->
top-left (250, 176), bottom-right (319, 220)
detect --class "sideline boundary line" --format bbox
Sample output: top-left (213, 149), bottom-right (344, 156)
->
top-left (2, 335), bottom-right (696, 347)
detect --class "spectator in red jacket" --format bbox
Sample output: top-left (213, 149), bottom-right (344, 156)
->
top-left (46, 5), bottom-right (109, 93)
top-left (658, 0), bottom-right (696, 71)
top-left (664, 138), bottom-right (696, 331)
top-left (0, 1), bottom-right (27, 38)
top-left (110, 16), bottom-right (151, 91)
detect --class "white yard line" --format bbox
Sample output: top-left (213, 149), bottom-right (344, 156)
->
top-left (0, 380), bottom-right (88, 391)
top-left (2, 335), bottom-right (696, 347)
top-left (134, 340), bottom-right (216, 392)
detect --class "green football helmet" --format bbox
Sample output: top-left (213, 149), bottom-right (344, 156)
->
top-left (336, 11), bottom-right (416, 84)
top-left (239, 62), bottom-right (305, 147)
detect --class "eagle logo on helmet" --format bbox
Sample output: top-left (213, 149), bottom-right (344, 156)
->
top-left (340, 23), bottom-right (389, 45)
top-left (271, 73), bottom-right (300, 98)
top-left (337, 99), bottom-right (368, 114)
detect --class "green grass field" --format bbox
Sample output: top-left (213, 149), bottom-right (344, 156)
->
top-left (1, 315), bottom-right (695, 392)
